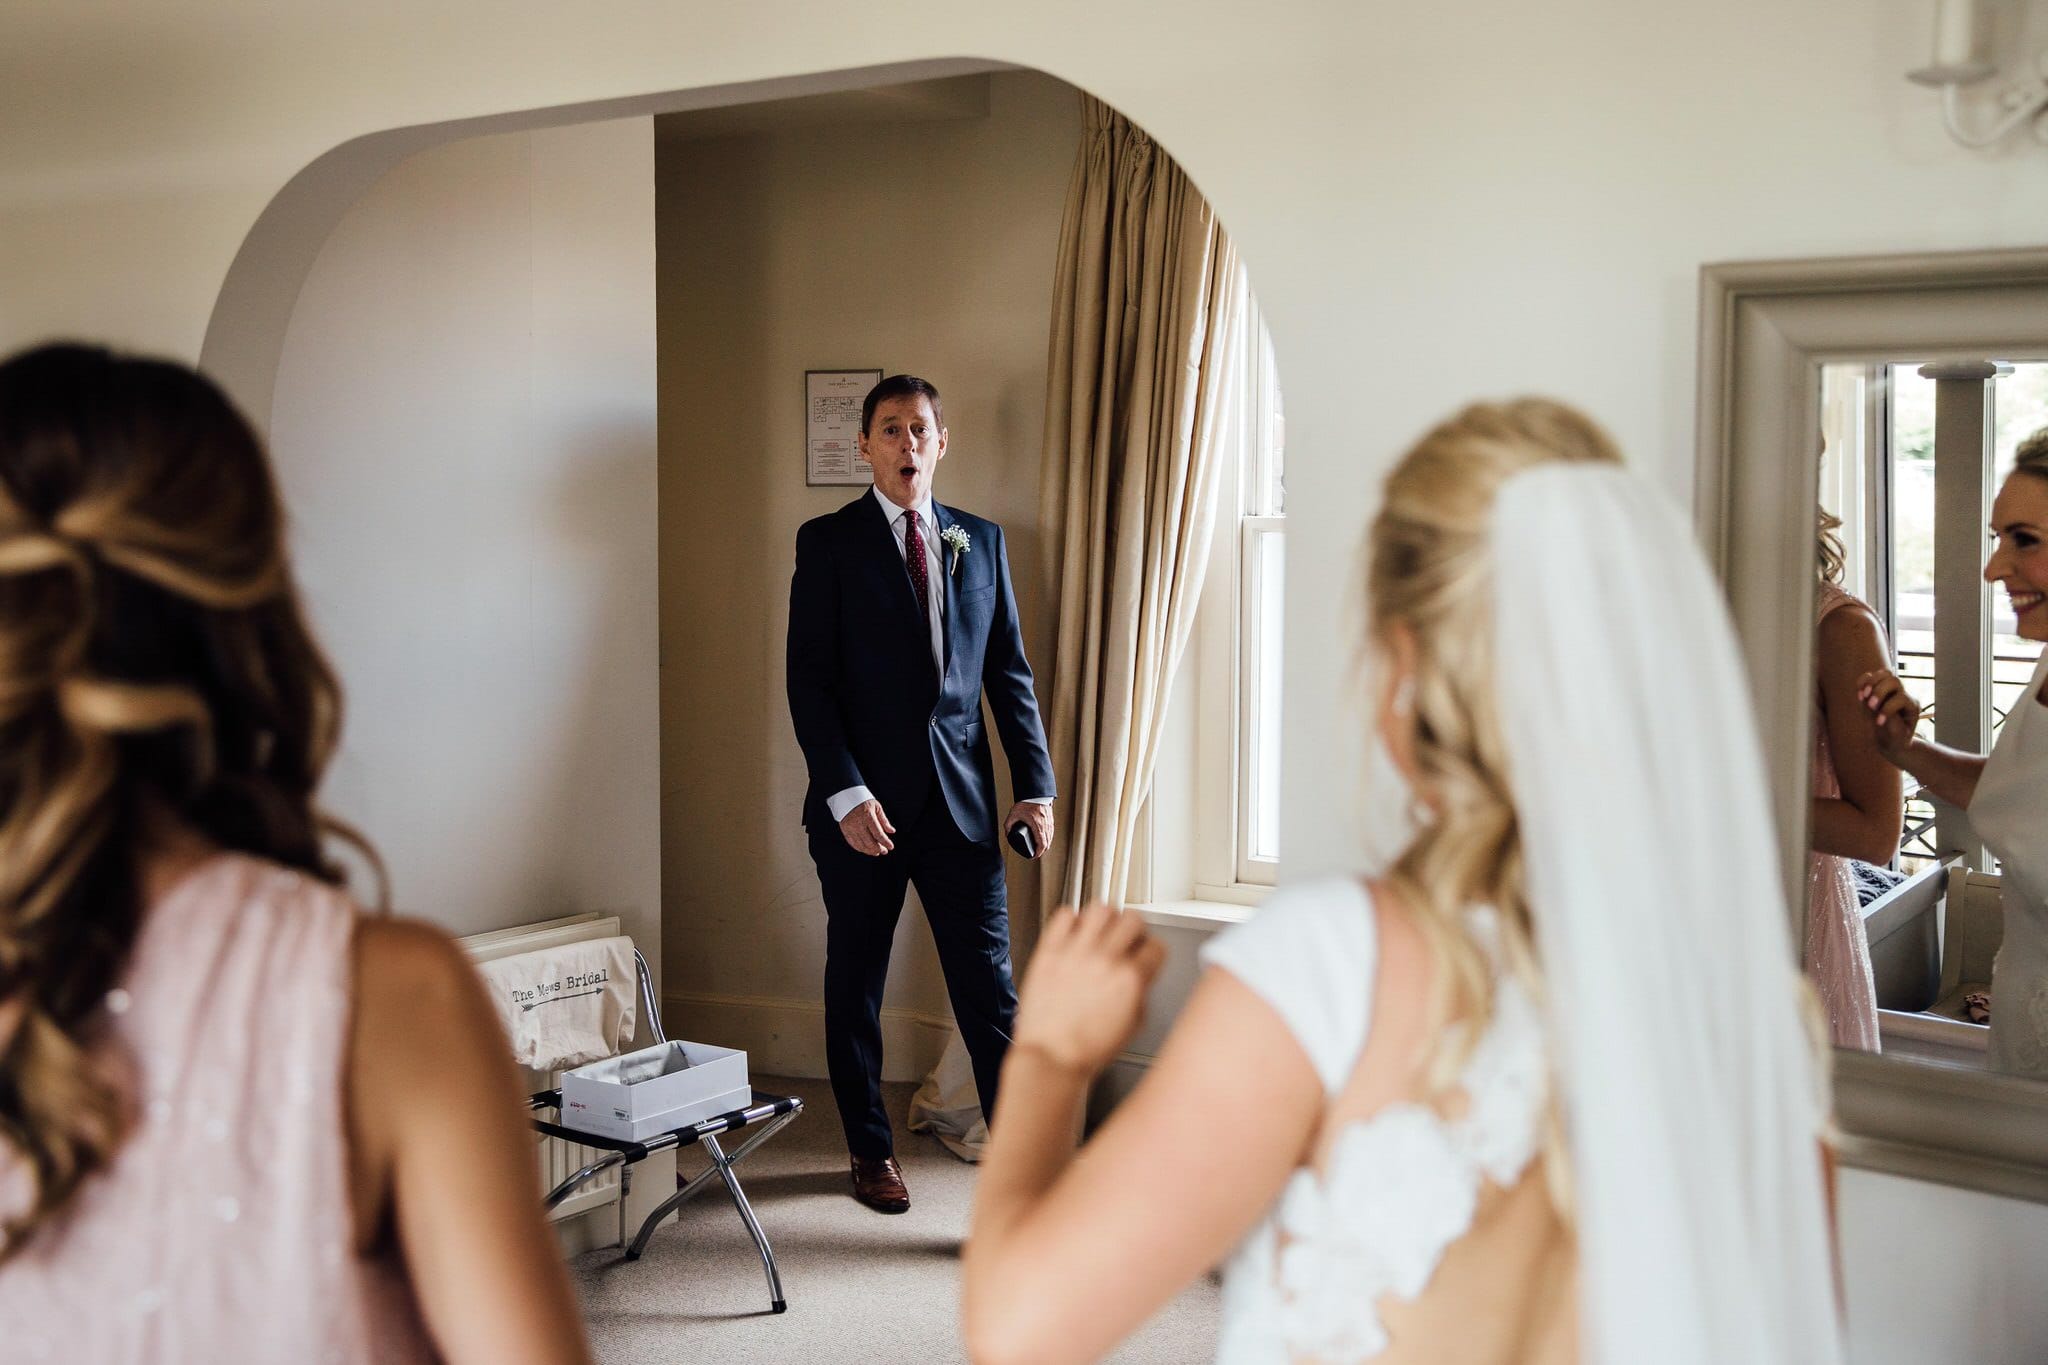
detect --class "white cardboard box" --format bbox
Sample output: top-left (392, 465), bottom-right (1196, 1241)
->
top-left (559, 1040), bottom-right (750, 1142)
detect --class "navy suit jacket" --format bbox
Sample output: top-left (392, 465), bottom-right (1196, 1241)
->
top-left (787, 492), bottom-right (1055, 845)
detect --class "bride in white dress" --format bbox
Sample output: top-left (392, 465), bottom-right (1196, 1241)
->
top-left (1859, 430), bottom-right (2048, 1075)
top-left (960, 399), bottom-right (1843, 1365)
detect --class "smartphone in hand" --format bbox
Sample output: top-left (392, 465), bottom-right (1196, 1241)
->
top-left (1006, 822), bottom-right (1037, 859)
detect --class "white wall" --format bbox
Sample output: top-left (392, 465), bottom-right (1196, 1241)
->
top-left (268, 118), bottom-right (661, 954)
top-left (1842, 1166), bottom-right (2048, 1364)
top-left (655, 72), bottom-right (1077, 1078)
top-left (5, 0), bottom-right (2048, 1354)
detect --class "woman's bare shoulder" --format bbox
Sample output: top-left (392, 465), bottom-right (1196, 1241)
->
top-left (352, 916), bottom-right (472, 989)
top-left (1818, 597), bottom-right (1885, 647)
top-left (349, 917), bottom-right (502, 1071)
top-left (1360, 878), bottom-right (1433, 1002)
top-left (1817, 604), bottom-right (1888, 691)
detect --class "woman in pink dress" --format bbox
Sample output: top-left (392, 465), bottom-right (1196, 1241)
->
top-left (0, 344), bottom-right (591, 1362)
top-left (1806, 507), bottom-right (1903, 1051)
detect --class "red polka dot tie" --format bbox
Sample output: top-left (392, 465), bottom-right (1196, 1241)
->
top-left (904, 508), bottom-right (931, 622)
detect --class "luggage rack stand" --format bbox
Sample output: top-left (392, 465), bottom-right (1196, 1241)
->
top-left (529, 951), bottom-right (804, 1314)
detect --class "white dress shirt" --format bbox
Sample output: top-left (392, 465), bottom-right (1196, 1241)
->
top-left (826, 486), bottom-right (1051, 826)
top-left (877, 485), bottom-right (947, 677)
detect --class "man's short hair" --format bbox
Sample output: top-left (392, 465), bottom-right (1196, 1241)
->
top-left (861, 374), bottom-right (943, 434)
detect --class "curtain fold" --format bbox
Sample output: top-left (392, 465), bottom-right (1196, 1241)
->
top-left (1037, 96), bottom-right (1245, 916)
top-left (909, 97), bottom-right (1247, 1160)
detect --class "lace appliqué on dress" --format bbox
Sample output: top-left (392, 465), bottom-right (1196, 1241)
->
top-left (1265, 975), bottom-right (1548, 1362)
top-left (1994, 959), bottom-right (2048, 1077)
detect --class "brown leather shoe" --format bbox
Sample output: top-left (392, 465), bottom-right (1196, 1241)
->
top-left (850, 1155), bottom-right (910, 1214)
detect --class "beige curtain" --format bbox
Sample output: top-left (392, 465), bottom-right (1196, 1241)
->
top-left (1037, 96), bottom-right (1247, 915)
top-left (907, 98), bottom-right (1248, 1160)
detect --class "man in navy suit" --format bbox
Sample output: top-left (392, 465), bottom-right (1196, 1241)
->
top-left (786, 374), bottom-right (1056, 1213)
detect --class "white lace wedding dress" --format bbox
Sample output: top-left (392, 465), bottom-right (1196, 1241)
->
top-left (1200, 876), bottom-right (1550, 1363)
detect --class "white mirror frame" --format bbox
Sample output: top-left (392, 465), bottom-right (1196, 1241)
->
top-left (1696, 244), bottom-right (2048, 1203)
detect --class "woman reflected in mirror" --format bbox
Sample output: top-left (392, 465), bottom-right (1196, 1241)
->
top-left (1806, 497), bottom-right (1903, 1052)
top-left (1859, 428), bottom-right (2048, 1075)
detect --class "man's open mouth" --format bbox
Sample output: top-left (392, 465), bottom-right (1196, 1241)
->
top-left (899, 465), bottom-right (916, 479)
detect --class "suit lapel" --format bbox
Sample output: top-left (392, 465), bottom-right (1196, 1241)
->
top-left (931, 502), bottom-right (956, 674)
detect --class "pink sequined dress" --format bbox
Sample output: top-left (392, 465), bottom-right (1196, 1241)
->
top-left (1807, 581), bottom-right (1882, 1052)
top-left (0, 853), bottom-right (438, 1362)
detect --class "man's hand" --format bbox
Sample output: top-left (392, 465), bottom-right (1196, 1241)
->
top-left (840, 799), bottom-right (896, 857)
top-left (1005, 801), bottom-right (1054, 859)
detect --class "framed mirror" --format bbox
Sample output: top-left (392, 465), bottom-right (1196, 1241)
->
top-left (1697, 245), bottom-right (2048, 1201)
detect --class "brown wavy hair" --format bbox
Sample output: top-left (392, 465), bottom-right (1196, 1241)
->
top-left (1816, 507), bottom-right (1847, 585)
top-left (0, 342), bottom-right (364, 1261)
top-left (1366, 398), bottom-right (1625, 1208)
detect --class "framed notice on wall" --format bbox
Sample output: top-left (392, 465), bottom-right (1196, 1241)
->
top-left (806, 369), bottom-right (882, 486)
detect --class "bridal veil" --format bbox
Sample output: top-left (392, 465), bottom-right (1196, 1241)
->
top-left (1490, 466), bottom-right (1844, 1364)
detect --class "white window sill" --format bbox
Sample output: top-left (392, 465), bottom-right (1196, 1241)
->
top-left (1196, 878), bottom-right (1273, 906)
top-left (1132, 895), bottom-right (1264, 932)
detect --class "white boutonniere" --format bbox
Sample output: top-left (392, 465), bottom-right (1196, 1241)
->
top-left (940, 524), bottom-right (971, 576)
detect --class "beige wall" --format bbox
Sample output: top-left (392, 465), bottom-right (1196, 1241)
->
top-left (7, 1), bottom-right (2048, 1353)
top-left (655, 71), bottom-right (1079, 1078)
top-left (0, 184), bottom-right (273, 358)
top-left (268, 118), bottom-right (661, 952)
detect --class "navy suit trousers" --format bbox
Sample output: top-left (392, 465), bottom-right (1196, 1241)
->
top-left (809, 798), bottom-right (1014, 1159)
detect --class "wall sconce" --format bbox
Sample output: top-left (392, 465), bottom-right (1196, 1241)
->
top-left (1908, 0), bottom-right (2048, 147)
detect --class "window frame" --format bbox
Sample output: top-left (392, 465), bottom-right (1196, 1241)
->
top-left (1182, 303), bottom-right (1283, 906)
top-left (1235, 512), bottom-right (1284, 885)
top-left (1830, 357), bottom-right (2048, 873)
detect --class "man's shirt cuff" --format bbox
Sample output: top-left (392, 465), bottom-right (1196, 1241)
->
top-left (826, 785), bottom-right (875, 824)
top-left (1020, 796), bottom-right (1054, 805)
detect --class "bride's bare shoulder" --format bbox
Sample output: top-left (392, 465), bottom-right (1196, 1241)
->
top-left (1351, 879), bottom-right (1449, 1096)
top-left (1361, 877), bottom-right (1434, 1006)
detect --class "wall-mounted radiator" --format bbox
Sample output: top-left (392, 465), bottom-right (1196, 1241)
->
top-left (461, 911), bottom-right (626, 1223)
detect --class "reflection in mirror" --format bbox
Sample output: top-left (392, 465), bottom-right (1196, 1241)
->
top-left (1807, 397), bottom-right (1901, 1055)
top-left (1811, 358), bottom-right (2048, 1073)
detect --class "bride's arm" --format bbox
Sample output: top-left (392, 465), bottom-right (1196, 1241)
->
top-left (963, 911), bottom-right (1323, 1365)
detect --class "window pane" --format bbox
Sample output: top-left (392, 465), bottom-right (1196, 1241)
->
top-left (1238, 296), bottom-right (1285, 879)
top-left (1818, 363), bottom-right (1869, 600)
top-left (1829, 361), bottom-right (2048, 875)
top-left (1991, 361), bottom-right (2048, 741)
top-left (1887, 363), bottom-right (1938, 773)
top-left (1992, 360), bottom-right (2048, 484)
top-left (1249, 527), bottom-right (1284, 862)
top-left (1258, 324), bottom-right (1285, 517)
top-left (1888, 361), bottom-right (1936, 679)
top-left (1885, 364), bottom-right (1946, 870)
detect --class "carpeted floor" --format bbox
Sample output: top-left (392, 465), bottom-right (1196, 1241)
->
top-left (569, 1076), bottom-right (1219, 1363)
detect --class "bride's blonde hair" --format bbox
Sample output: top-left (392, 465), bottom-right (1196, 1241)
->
top-left (1366, 398), bottom-right (1624, 1203)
